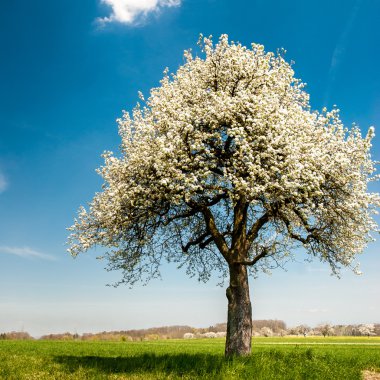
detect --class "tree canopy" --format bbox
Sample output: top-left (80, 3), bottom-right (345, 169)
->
top-left (68, 34), bottom-right (379, 286)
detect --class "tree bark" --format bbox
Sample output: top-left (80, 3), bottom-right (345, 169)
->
top-left (225, 263), bottom-right (252, 356)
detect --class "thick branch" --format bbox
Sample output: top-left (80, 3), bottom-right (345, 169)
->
top-left (163, 192), bottom-right (227, 226)
top-left (201, 207), bottom-right (230, 261)
top-left (188, 192), bottom-right (228, 209)
top-left (224, 135), bottom-right (233, 153)
top-left (162, 207), bottom-right (200, 226)
top-left (282, 215), bottom-right (314, 245)
top-left (293, 208), bottom-right (316, 233)
top-left (231, 198), bottom-right (248, 255)
top-left (234, 247), bottom-right (269, 266)
top-left (246, 212), bottom-right (270, 246)
top-left (199, 231), bottom-right (231, 249)
top-left (209, 167), bottom-right (224, 176)
top-left (182, 231), bottom-right (211, 253)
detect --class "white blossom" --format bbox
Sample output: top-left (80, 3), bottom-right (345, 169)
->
top-left (358, 324), bottom-right (375, 337)
top-left (68, 34), bottom-right (380, 285)
top-left (203, 332), bottom-right (217, 338)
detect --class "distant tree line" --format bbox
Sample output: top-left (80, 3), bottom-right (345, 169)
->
top-left (0, 331), bottom-right (32, 340)
top-left (252, 320), bottom-right (287, 334)
top-left (1, 322), bottom-right (379, 341)
top-left (254, 323), bottom-right (379, 338)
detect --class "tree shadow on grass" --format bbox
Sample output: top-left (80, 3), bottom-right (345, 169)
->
top-left (54, 353), bottom-right (225, 377)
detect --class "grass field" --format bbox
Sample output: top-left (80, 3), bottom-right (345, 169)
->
top-left (1, 337), bottom-right (379, 379)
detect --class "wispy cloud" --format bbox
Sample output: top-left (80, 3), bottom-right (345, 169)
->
top-left (0, 171), bottom-right (8, 193)
top-left (324, 0), bottom-right (363, 105)
top-left (0, 246), bottom-right (57, 261)
top-left (97, 0), bottom-right (181, 25)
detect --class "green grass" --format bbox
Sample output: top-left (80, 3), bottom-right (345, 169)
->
top-left (0, 337), bottom-right (379, 379)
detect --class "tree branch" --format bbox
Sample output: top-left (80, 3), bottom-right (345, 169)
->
top-left (200, 231), bottom-right (231, 249)
top-left (282, 214), bottom-right (314, 245)
top-left (162, 208), bottom-right (200, 226)
top-left (234, 247), bottom-right (269, 266)
top-left (201, 207), bottom-right (230, 261)
top-left (182, 231), bottom-right (211, 253)
top-left (231, 197), bottom-right (248, 253)
top-left (293, 208), bottom-right (316, 233)
top-left (246, 212), bottom-right (270, 246)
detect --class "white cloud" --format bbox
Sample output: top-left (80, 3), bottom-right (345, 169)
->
top-left (0, 246), bottom-right (57, 261)
top-left (98, 0), bottom-right (181, 25)
top-left (0, 172), bottom-right (7, 193)
top-left (324, 0), bottom-right (363, 105)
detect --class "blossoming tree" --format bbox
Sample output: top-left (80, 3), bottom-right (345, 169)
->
top-left (68, 35), bottom-right (379, 356)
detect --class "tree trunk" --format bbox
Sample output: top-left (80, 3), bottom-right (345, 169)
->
top-left (225, 263), bottom-right (252, 356)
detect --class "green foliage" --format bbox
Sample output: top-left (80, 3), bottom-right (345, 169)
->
top-left (0, 337), bottom-right (379, 379)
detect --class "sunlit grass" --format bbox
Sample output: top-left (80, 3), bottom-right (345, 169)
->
top-left (1, 337), bottom-right (379, 379)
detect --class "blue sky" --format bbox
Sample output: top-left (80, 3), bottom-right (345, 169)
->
top-left (0, 0), bottom-right (379, 337)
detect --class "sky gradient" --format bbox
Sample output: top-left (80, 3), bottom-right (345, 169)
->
top-left (1, 0), bottom-right (379, 337)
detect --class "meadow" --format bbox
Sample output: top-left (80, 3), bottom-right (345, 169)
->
top-left (0, 337), bottom-right (379, 379)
